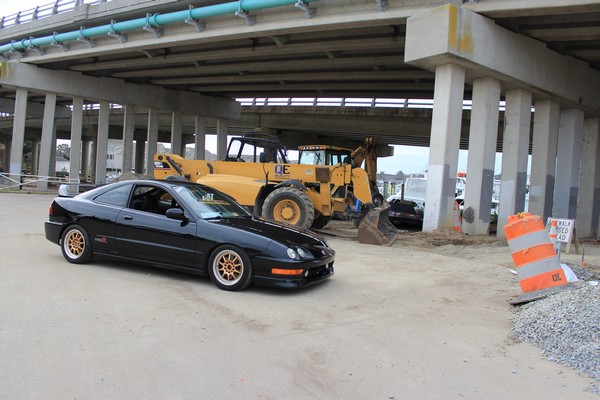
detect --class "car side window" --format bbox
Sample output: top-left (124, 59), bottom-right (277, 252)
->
top-left (129, 185), bottom-right (175, 215)
top-left (94, 185), bottom-right (131, 207)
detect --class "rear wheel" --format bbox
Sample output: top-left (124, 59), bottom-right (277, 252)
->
top-left (61, 225), bottom-right (94, 264)
top-left (262, 187), bottom-right (314, 230)
top-left (311, 213), bottom-right (331, 229)
top-left (208, 245), bottom-right (253, 291)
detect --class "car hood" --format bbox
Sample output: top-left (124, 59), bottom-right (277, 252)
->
top-left (211, 217), bottom-right (328, 247)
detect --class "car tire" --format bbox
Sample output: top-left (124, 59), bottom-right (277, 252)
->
top-left (61, 224), bottom-right (94, 264)
top-left (208, 245), bottom-right (253, 291)
top-left (262, 187), bottom-right (314, 230)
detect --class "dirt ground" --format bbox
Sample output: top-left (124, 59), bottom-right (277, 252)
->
top-left (1, 192), bottom-right (599, 399)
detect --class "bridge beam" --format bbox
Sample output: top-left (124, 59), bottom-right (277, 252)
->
top-left (0, 62), bottom-right (240, 120)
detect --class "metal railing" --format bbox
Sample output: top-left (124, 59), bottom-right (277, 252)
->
top-left (0, 172), bottom-right (78, 191)
top-left (1, 0), bottom-right (110, 29)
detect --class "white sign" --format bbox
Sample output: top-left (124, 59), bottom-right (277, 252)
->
top-left (546, 218), bottom-right (575, 244)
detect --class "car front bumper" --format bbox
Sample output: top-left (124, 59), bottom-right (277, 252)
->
top-left (253, 256), bottom-right (335, 289)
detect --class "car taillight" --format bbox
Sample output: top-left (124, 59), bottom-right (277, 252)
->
top-left (48, 205), bottom-right (53, 216)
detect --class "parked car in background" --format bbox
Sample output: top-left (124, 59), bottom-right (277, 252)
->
top-left (387, 195), bottom-right (424, 227)
top-left (45, 179), bottom-right (334, 291)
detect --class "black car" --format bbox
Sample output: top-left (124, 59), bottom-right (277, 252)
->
top-left (387, 197), bottom-right (424, 227)
top-left (45, 179), bottom-right (334, 291)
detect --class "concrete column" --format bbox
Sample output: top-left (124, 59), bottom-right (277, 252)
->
top-left (528, 99), bottom-right (560, 222)
top-left (497, 89), bottom-right (532, 237)
top-left (195, 115), bottom-right (207, 160)
top-left (135, 137), bottom-right (146, 174)
top-left (37, 92), bottom-right (57, 190)
top-left (423, 63), bottom-right (465, 232)
top-left (69, 97), bottom-right (84, 195)
top-left (2, 138), bottom-right (10, 173)
top-left (146, 108), bottom-right (159, 175)
top-left (462, 77), bottom-right (500, 235)
top-left (95, 101), bottom-right (110, 184)
top-left (89, 138), bottom-right (97, 183)
top-left (216, 119), bottom-right (228, 160)
top-left (31, 141), bottom-right (40, 176)
top-left (122, 105), bottom-right (136, 174)
top-left (171, 111), bottom-right (183, 156)
top-left (9, 88), bottom-right (28, 176)
top-left (82, 139), bottom-right (91, 182)
top-left (595, 135), bottom-right (600, 239)
top-left (576, 118), bottom-right (599, 237)
top-left (553, 109), bottom-right (584, 219)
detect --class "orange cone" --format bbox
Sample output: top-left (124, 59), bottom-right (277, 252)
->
top-left (548, 219), bottom-right (558, 253)
top-left (452, 201), bottom-right (462, 233)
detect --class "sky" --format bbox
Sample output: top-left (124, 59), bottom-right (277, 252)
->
top-left (1, 0), bottom-right (505, 175)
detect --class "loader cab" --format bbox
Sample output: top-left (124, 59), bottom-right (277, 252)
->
top-left (225, 134), bottom-right (289, 163)
top-left (298, 145), bottom-right (353, 166)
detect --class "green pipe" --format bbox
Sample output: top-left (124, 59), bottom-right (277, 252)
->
top-left (1, 0), bottom-right (318, 55)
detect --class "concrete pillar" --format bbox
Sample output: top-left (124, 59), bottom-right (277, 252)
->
top-left (576, 118), bottom-right (599, 237)
top-left (122, 105), bottom-right (136, 174)
top-left (595, 135), bottom-right (600, 239)
top-left (135, 138), bottom-right (146, 174)
top-left (82, 139), bottom-right (91, 182)
top-left (2, 138), bottom-right (10, 173)
top-left (423, 63), bottom-right (465, 232)
top-left (171, 111), bottom-right (183, 156)
top-left (195, 115), bottom-right (207, 160)
top-left (497, 89), bottom-right (532, 237)
top-left (37, 92), bottom-right (57, 190)
top-left (553, 109), bottom-right (584, 219)
top-left (146, 108), bottom-right (159, 175)
top-left (217, 119), bottom-right (228, 160)
top-left (69, 97), bottom-right (84, 195)
top-left (31, 141), bottom-right (40, 176)
top-left (528, 99), bottom-right (560, 222)
top-left (9, 88), bottom-right (28, 176)
top-left (89, 138), bottom-right (97, 183)
top-left (95, 101), bottom-right (110, 184)
top-left (462, 77), bottom-right (500, 235)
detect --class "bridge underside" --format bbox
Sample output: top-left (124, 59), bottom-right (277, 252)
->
top-left (0, 0), bottom-right (599, 237)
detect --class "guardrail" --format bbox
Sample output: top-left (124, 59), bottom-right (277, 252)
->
top-left (0, 0), bottom-right (110, 29)
top-left (0, 172), bottom-right (78, 191)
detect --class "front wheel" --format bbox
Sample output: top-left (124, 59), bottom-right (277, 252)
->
top-left (208, 245), bottom-right (253, 291)
top-left (262, 187), bottom-right (314, 230)
top-left (61, 224), bottom-right (94, 264)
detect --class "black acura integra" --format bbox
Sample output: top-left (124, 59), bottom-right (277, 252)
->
top-left (45, 179), bottom-right (334, 291)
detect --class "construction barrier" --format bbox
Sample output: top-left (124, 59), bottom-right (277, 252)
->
top-left (504, 213), bottom-right (567, 293)
top-left (452, 201), bottom-right (462, 233)
top-left (548, 219), bottom-right (558, 253)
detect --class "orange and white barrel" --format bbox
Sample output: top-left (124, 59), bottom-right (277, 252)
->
top-left (548, 219), bottom-right (558, 253)
top-left (452, 201), bottom-right (462, 233)
top-left (504, 213), bottom-right (567, 293)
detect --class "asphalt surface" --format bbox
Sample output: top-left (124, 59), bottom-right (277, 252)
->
top-left (1, 192), bottom-right (597, 399)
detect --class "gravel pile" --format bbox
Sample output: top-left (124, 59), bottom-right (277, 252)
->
top-left (511, 267), bottom-right (600, 393)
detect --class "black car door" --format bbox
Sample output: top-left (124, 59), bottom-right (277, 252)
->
top-left (114, 184), bottom-right (197, 269)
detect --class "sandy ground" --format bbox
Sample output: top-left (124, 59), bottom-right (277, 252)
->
top-left (1, 192), bottom-right (599, 399)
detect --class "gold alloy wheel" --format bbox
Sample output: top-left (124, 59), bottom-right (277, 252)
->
top-left (65, 229), bottom-right (85, 258)
top-left (273, 199), bottom-right (301, 225)
top-left (215, 250), bottom-right (243, 284)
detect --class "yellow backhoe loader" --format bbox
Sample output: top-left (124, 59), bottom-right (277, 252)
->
top-left (154, 134), bottom-right (398, 245)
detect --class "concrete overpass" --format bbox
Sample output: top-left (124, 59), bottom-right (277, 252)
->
top-left (0, 0), bottom-right (599, 238)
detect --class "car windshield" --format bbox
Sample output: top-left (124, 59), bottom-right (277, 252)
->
top-left (174, 185), bottom-right (251, 220)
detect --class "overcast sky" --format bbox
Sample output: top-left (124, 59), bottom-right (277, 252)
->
top-left (1, 0), bottom-right (505, 174)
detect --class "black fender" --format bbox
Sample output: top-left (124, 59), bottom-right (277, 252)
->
top-left (274, 179), bottom-right (307, 191)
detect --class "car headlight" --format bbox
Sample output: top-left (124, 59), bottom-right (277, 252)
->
top-left (297, 248), bottom-right (308, 258)
top-left (287, 248), bottom-right (298, 259)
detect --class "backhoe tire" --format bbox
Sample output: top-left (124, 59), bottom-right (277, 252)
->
top-left (311, 213), bottom-right (331, 229)
top-left (262, 187), bottom-right (314, 230)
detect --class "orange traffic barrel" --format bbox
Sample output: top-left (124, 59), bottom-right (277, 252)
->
top-left (504, 213), bottom-right (567, 293)
top-left (452, 201), bottom-right (462, 233)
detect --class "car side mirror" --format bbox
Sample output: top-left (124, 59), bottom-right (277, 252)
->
top-left (259, 152), bottom-right (266, 163)
top-left (166, 208), bottom-right (187, 221)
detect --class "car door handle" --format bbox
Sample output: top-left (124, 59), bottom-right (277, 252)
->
top-left (123, 214), bottom-right (133, 220)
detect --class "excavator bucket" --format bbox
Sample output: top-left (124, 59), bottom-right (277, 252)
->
top-left (357, 202), bottom-right (400, 246)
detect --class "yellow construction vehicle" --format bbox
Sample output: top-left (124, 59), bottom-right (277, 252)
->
top-left (154, 134), bottom-right (398, 245)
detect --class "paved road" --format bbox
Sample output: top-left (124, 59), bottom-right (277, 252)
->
top-left (0, 192), bottom-right (596, 399)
